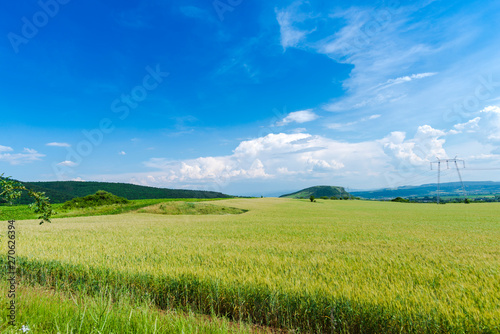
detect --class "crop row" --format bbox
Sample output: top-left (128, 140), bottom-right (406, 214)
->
top-left (2, 257), bottom-right (495, 333)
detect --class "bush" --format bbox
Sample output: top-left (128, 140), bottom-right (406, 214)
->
top-left (61, 190), bottom-right (129, 209)
top-left (320, 196), bottom-right (329, 200)
top-left (391, 197), bottom-right (409, 203)
top-left (309, 195), bottom-right (315, 202)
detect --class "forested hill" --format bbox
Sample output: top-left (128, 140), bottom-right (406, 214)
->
top-left (1, 180), bottom-right (232, 204)
top-left (351, 181), bottom-right (500, 199)
top-left (280, 186), bottom-right (351, 199)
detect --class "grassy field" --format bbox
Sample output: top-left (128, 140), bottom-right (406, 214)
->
top-left (0, 282), bottom-right (255, 334)
top-left (0, 198), bottom-right (229, 221)
top-left (1, 198), bottom-right (500, 333)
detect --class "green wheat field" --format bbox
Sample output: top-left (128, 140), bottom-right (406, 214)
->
top-left (1, 198), bottom-right (500, 333)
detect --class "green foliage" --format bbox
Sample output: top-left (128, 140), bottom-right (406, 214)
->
top-left (391, 197), bottom-right (410, 203)
top-left (309, 195), bottom-right (315, 202)
top-left (0, 174), bottom-right (54, 224)
top-left (60, 190), bottom-right (129, 210)
top-left (137, 201), bottom-right (247, 215)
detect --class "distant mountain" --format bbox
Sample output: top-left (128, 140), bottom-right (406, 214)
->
top-left (351, 181), bottom-right (500, 199)
top-left (1, 180), bottom-right (232, 205)
top-left (280, 186), bottom-right (351, 199)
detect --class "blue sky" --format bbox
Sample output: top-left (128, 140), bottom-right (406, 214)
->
top-left (1, 0), bottom-right (500, 196)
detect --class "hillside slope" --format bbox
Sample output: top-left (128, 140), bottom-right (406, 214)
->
top-left (280, 185), bottom-right (351, 199)
top-left (2, 180), bottom-right (232, 204)
top-left (351, 181), bottom-right (500, 199)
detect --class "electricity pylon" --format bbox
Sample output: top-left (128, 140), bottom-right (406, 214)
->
top-left (430, 157), bottom-right (467, 204)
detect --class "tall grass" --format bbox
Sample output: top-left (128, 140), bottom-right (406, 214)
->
top-left (0, 282), bottom-right (254, 333)
top-left (3, 199), bottom-right (500, 332)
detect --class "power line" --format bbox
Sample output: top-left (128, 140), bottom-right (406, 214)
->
top-left (430, 157), bottom-right (467, 204)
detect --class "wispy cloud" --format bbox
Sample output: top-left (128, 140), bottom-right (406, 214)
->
top-left (451, 117), bottom-right (481, 133)
top-left (46, 142), bottom-right (71, 147)
top-left (273, 0), bottom-right (500, 158)
top-left (276, 109), bottom-right (318, 126)
top-left (374, 72), bottom-right (438, 91)
top-left (57, 160), bottom-right (77, 167)
top-left (0, 145), bottom-right (13, 152)
top-left (327, 114), bottom-right (381, 130)
top-left (0, 147), bottom-right (44, 165)
top-left (275, 2), bottom-right (315, 49)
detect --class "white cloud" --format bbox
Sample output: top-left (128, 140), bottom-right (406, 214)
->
top-left (83, 119), bottom-right (498, 192)
top-left (450, 106), bottom-right (500, 141)
top-left (57, 160), bottom-right (77, 167)
top-left (452, 117), bottom-right (481, 132)
top-left (119, 151), bottom-right (126, 155)
top-left (305, 158), bottom-right (344, 172)
top-left (275, 2), bottom-right (313, 49)
top-left (479, 106), bottom-right (500, 141)
top-left (46, 142), bottom-right (71, 147)
top-left (0, 145), bottom-right (13, 152)
top-left (276, 109), bottom-right (318, 126)
top-left (0, 148), bottom-right (44, 165)
top-left (376, 72), bottom-right (437, 90)
top-left (467, 153), bottom-right (500, 160)
top-left (481, 106), bottom-right (500, 114)
top-left (91, 132), bottom-right (389, 190)
top-left (380, 125), bottom-right (447, 165)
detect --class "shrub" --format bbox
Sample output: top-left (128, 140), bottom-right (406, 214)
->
top-left (391, 197), bottom-right (409, 203)
top-left (61, 190), bottom-right (129, 209)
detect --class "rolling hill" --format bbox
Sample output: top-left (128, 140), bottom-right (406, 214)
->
top-left (351, 181), bottom-right (500, 199)
top-left (1, 180), bottom-right (232, 205)
top-left (280, 185), bottom-right (351, 199)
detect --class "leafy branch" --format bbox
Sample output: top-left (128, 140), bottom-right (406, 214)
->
top-left (0, 174), bottom-right (54, 224)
